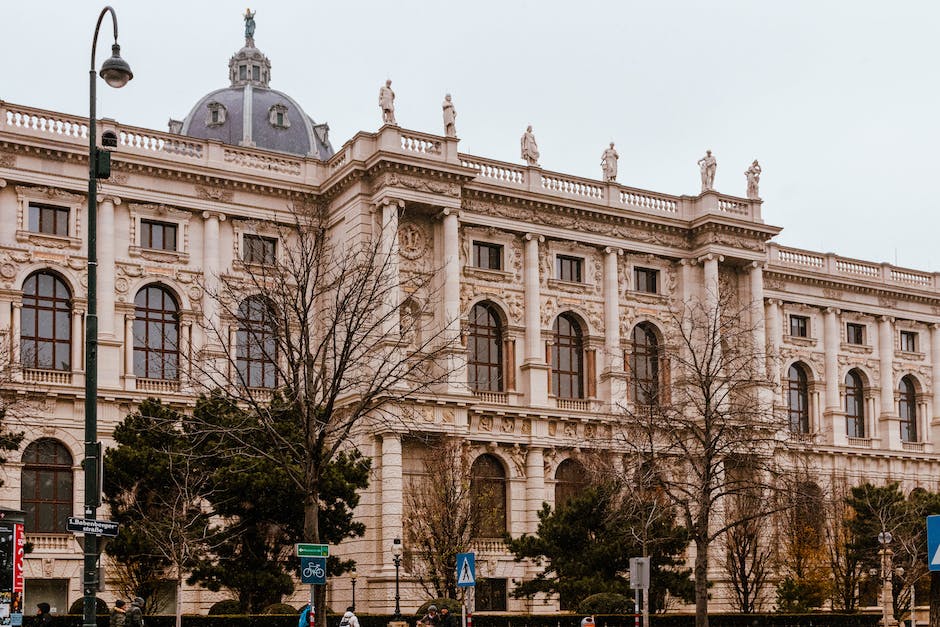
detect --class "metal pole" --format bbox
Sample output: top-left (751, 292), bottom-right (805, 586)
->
top-left (393, 556), bottom-right (402, 620)
top-left (309, 584), bottom-right (315, 627)
top-left (351, 577), bottom-right (356, 612)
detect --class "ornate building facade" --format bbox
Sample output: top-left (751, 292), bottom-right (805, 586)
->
top-left (1, 25), bottom-right (939, 616)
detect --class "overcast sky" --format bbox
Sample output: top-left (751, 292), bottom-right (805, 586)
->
top-left (5, 1), bottom-right (939, 270)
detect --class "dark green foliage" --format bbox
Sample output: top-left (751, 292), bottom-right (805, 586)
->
top-left (261, 604), bottom-right (297, 615)
top-left (66, 597), bottom-right (108, 614)
top-left (208, 600), bottom-right (243, 615)
top-left (577, 593), bottom-right (633, 614)
top-left (774, 576), bottom-right (829, 613)
top-left (506, 483), bottom-right (692, 612)
top-left (186, 393), bottom-right (370, 612)
top-left (414, 598), bottom-right (463, 615)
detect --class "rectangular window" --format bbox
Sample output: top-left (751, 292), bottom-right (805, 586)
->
top-left (252, 65), bottom-right (261, 81)
top-left (556, 255), bottom-right (583, 283)
top-left (140, 220), bottom-right (178, 251)
top-left (900, 330), bottom-right (918, 353)
top-left (28, 204), bottom-right (69, 236)
top-left (475, 578), bottom-right (507, 611)
top-left (243, 234), bottom-right (277, 265)
top-left (789, 315), bottom-right (808, 338)
top-left (239, 65), bottom-right (247, 80)
top-left (634, 267), bottom-right (659, 294)
top-left (846, 323), bottom-right (865, 345)
top-left (472, 242), bottom-right (502, 271)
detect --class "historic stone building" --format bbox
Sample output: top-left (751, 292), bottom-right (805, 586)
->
top-left (0, 22), bottom-right (939, 617)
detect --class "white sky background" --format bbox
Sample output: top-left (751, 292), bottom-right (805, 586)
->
top-left (4, 1), bottom-right (939, 270)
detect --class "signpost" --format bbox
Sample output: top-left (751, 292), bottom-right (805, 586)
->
top-left (297, 544), bottom-right (329, 626)
top-left (630, 557), bottom-right (650, 627)
top-left (67, 517), bottom-right (119, 538)
top-left (456, 553), bottom-right (475, 627)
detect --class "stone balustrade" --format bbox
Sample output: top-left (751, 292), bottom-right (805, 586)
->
top-left (768, 243), bottom-right (940, 291)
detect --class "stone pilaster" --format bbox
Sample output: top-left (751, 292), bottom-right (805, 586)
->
top-left (525, 447), bottom-right (545, 534)
top-left (379, 432), bottom-right (403, 574)
top-left (440, 208), bottom-right (466, 391)
top-left (202, 211), bottom-right (225, 342)
top-left (749, 262), bottom-right (766, 378)
top-left (824, 308), bottom-right (844, 445)
top-left (521, 233), bottom-right (549, 407)
top-left (701, 253), bottom-right (722, 314)
top-left (380, 200), bottom-right (401, 338)
top-left (931, 324), bottom-right (940, 444)
top-left (600, 247), bottom-right (627, 408)
top-left (766, 299), bottom-right (782, 392)
top-left (878, 316), bottom-right (899, 448)
top-left (96, 196), bottom-right (118, 337)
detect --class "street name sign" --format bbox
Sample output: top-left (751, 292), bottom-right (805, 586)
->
top-left (296, 543), bottom-right (329, 557)
top-left (67, 517), bottom-right (119, 537)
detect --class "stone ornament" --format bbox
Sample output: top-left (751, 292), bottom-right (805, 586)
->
top-left (442, 94), bottom-right (457, 138)
top-left (379, 79), bottom-right (397, 126)
top-left (698, 149), bottom-right (717, 192)
top-left (398, 222), bottom-right (428, 260)
top-left (243, 9), bottom-right (256, 46)
top-left (520, 125), bottom-right (540, 166)
top-left (600, 142), bottom-right (619, 182)
top-left (745, 159), bottom-right (762, 199)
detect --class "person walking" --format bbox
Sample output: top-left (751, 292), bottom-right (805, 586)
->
top-left (36, 603), bottom-right (52, 626)
top-left (419, 604), bottom-right (441, 627)
top-left (339, 606), bottom-right (359, 627)
top-left (125, 597), bottom-right (144, 627)
top-left (110, 599), bottom-right (127, 627)
top-left (439, 606), bottom-right (458, 627)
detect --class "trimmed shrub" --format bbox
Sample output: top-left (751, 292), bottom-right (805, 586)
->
top-left (261, 604), bottom-right (297, 615)
top-left (414, 599), bottom-right (463, 616)
top-left (577, 593), bottom-right (633, 615)
top-left (207, 600), bottom-right (242, 615)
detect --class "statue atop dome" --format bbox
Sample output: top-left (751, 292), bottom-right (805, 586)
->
top-left (244, 9), bottom-right (257, 47)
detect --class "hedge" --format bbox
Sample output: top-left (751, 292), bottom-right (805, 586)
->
top-left (20, 612), bottom-right (883, 627)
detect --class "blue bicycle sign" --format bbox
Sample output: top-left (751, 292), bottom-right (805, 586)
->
top-left (301, 556), bottom-right (327, 584)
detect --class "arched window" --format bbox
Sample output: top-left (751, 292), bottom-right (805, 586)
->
top-left (845, 370), bottom-right (865, 438)
top-left (631, 323), bottom-right (660, 405)
top-left (899, 376), bottom-right (918, 443)
top-left (552, 313), bottom-right (583, 399)
top-left (470, 454), bottom-right (506, 537)
top-left (236, 296), bottom-right (277, 389)
top-left (554, 459), bottom-right (588, 510)
top-left (134, 285), bottom-right (179, 380)
top-left (787, 364), bottom-right (809, 434)
top-left (21, 439), bottom-right (73, 533)
top-left (468, 303), bottom-right (503, 393)
top-left (21, 271), bottom-right (72, 371)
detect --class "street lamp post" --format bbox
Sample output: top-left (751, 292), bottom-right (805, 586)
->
top-left (350, 569), bottom-right (358, 612)
top-left (392, 538), bottom-right (403, 621)
top-left (85, 7), bottom-right (132, 627)
top-left (878, 531), bottom-right (896, 627)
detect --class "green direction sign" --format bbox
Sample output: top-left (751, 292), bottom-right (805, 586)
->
top-left (296, 543), bottom-right (329, 557)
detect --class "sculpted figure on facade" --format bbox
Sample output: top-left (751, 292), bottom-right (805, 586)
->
top-left (520, 125), bottom-right (540, 166)
top-left (745, 159), bottom-right (762, 199)
top-left (379, 79), bottom-right (397, 126)
top-left (243, 9), bottom-right (256, 44)
top-left (442, 94), bottom-right (457, 138)
top-left (600, 142), bottom-right (619, 182)
top-left (698, 149), bottom-right (717, 192)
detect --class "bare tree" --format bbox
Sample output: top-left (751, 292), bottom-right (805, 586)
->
top-left (825, 477), bottom-right (865, 611)
top-left (722, 490), bottom-right (773, 612)
top-left (403, 436), bottom-right (476, 599)
top-left (186, 202), bottom-right (455, 613)
top-left (618, 288), bottom-right (783, 627)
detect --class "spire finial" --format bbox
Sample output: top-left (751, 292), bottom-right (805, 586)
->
top-left (244, 8), bottom-right (256, 47)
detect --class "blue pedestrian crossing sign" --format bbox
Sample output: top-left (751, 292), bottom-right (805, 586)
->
top-left (456, 552), bottom-right (475, 587)
top-left (928, 516), bottom-right (940, 571)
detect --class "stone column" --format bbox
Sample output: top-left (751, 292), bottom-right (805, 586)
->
top-left (380, 432), bottom-right (403, 573)
top-left (824, 308), bottom-right (843, 445)
top-left (749, 262), bottom-right (766, 378)
top-left (440, 208), bottom-right (466, 390)
top-left (525, 447), bottom-right (545, 535)
top-left (202, 211), bottom-right (224, 341)
top-left (878, 316), bottom-right (898, 448)
top-left (71, 307), bottom-right (84, 373)
top-left (932, 324), bottom-right (940, 421)
top-left (701, 254), bottom-right (722, 314)
top-left (123, 314), bottom-right (135, 386)
top-left (180, 321), bottom-right (192, 385)
top-left (97, 197), bottom-right (118, 337)
top-left (521, 233), bottom-right (549, 406)
top-left (600, 248), bottom-right (627, 408)
top-left (380, 200), bottom-right (401, 337)
top-left (10, 302), bottom-right (20, 381)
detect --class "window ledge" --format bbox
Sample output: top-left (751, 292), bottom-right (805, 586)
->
top-left (784, 334), bottom-right (816, 347)
top-left (129, 246), bottom-right (189, 264)
top-left (16, 230), bottom-right (81, 250)
top-left (463, 266), bottom-right (512, 281)
top-left (840, 342), bottom-right (872, 354)
top-left (629, 291), bottom-right (668, 305)
top-left (897, 350), bottom-right (925, 361)
top-left (547, 278), bottom-right (591, 293)
top-left (234, 259), bottom-right (278, 272)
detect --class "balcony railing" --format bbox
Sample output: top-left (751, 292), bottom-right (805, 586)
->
top-left (473, 391), bottom-right (507, 404)
top-left (137, 378), bottom-right (181, 394)
top-left (556, 398), bottom-right (590, 412)
top-left (902, 441), bottom-right (925, 453)
top-left (23, 368), bottom-right (72, 385)
top-left (27, 533), bottom-right (72, 552)
top-left (847, 437), bottom-right (873, 448)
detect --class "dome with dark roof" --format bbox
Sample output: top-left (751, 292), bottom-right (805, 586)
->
top-left (173, 16), bottom-right (333, 160)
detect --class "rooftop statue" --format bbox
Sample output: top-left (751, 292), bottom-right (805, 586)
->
top-left (698, 149), bottom-right (717, 192)
top-left (520, 125), bottom-right (540, 167)
top-left (601, 142), bottom-right (619, 182)
top-left (244, 8), bottom-right (256, 46)
top-left (745, 159), bottom-right (762, 199)
top-left (442, 94), bottom-right (457, 138)
top-left (379, 80), bottom-right (397, 126)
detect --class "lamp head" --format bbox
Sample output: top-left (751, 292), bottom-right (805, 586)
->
top-left (391, 537), bottom-right (403, 558)
top-left (350, 569), bottom-right (358, 581)
top-left (99, 43), bottom-right (133, 88)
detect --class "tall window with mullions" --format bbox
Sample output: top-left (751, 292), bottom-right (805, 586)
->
top-left (552, 313), bottom-right (583, 399)
top-left (134, 285), bottom-right (180, 380)
top-left (236, 296), bottom-right (277, 388)
top-left (468, 303), bottom-right (503, 392)
top-left (21, 271), bottom-right (72, 371)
